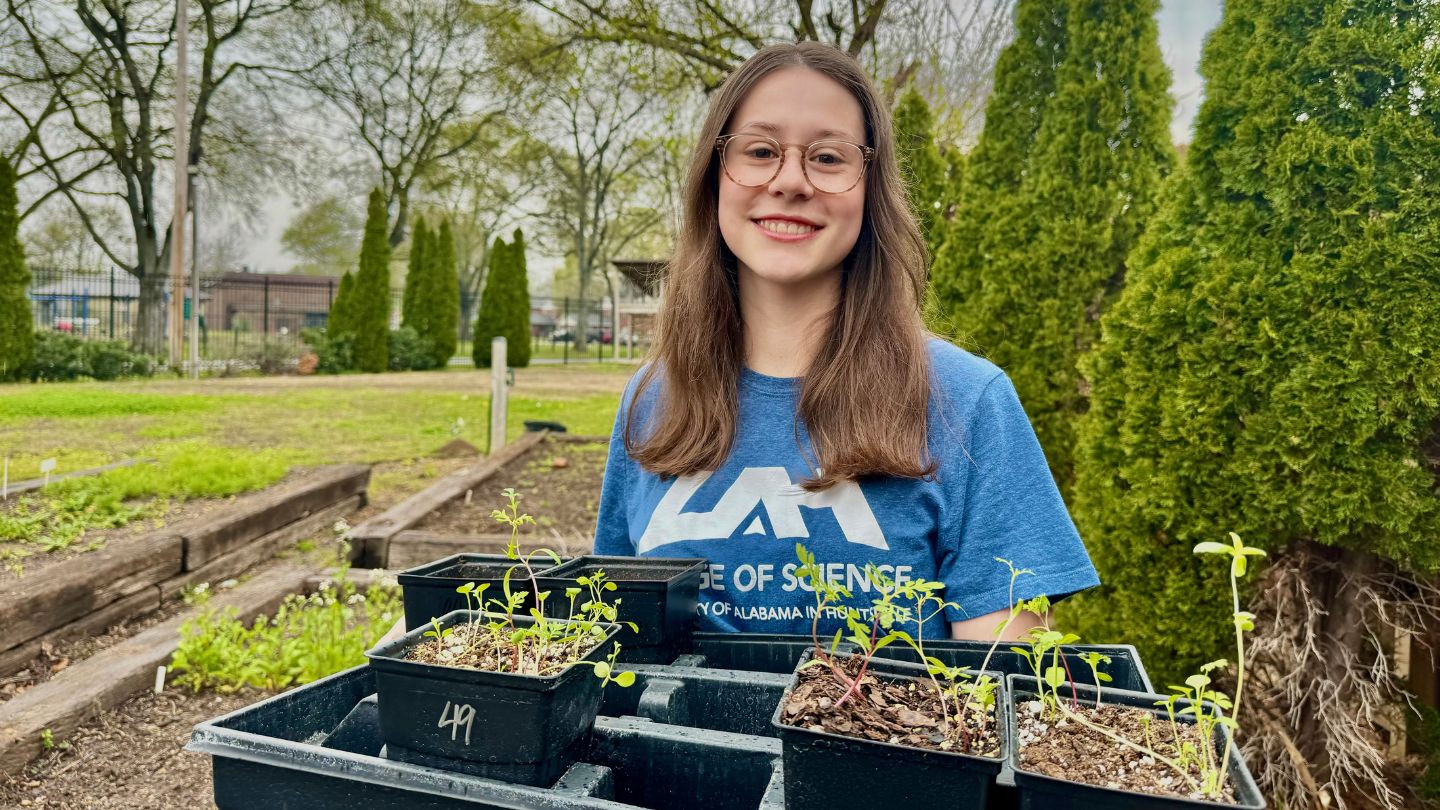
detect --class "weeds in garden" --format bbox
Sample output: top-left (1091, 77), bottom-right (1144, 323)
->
top-left (170, 525), bottom-right (400, 693)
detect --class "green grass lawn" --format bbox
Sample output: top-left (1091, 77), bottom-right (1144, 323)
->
top-left (0, 364), bottom-right (633, 487)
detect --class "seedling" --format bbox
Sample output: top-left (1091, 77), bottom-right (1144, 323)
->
top-left (1014, 531), bottom-right (1265, 801)
top-left (415, 488), bottom-right (637, 686)
top-left (792, 543), bottom-right (991, 752)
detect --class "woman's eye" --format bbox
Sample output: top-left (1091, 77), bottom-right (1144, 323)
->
top-left (746, 147), bottom-right (776, 159)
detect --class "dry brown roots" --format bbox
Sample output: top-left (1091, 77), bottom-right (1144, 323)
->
top-left (1243, 541), bottom-right (1440, 809)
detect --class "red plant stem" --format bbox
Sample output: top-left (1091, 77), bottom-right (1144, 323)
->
top-left (834, 614), bottom-right (881, 709)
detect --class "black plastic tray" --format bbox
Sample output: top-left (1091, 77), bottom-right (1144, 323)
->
top-left (190, 665), bottom-right (783, 809)
top-left (191, 633), bottom-right (1162, 808)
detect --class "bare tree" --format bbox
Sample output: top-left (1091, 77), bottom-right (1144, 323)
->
top-left (529, 40), bottom-right (683, 350)
top-left (1, 0), bottom-right (306, 353)
top-left (270, 0), bottom-right (562, 249)
top-left (533, 0), bottom-right (1013, 142)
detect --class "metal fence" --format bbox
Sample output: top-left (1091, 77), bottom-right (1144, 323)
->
top-left (26, 267), bottom-right (648, 365)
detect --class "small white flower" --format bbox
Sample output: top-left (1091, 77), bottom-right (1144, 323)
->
top-left (347, 594), bottom-right (366, 605)
top-left (333, 519), bottom-right (351, 535)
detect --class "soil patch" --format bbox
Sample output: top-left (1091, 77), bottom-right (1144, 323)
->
top-left (1016, 699), bottom-right (1237, 803)
top-left (414, 441), bottom-right (608, 546)
top-left (403, 620), bottom-right (606, 676)
top-left (780, 654), bottom-right (1000, 757)
top-left (0, 688), bottom-right (257, 809)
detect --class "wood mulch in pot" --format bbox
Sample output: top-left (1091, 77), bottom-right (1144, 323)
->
top-left (780, 653), bottom-right (1000, 757)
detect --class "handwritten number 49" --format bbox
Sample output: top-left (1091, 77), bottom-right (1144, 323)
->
top-left (438, 700), bottom-right (476, 746)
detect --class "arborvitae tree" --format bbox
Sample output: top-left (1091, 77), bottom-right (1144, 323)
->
top-left (934, 0), bottom-right (1173, 488)
top-left (401, 217), bottom-right (430, 332)
top-left (351, 188), bottom-right (391, 373)
top-left (930, 0), bottom-right (1068, 337)
top-left (505, 229), bottom-right (531, 368)
top-left (893, 87), bottom-right (954, 258)
top-left (328, 271), bottom-right (356, 338)
top-left (473, 237), bottom-right (507, 369)
top-left (1071, 1), bottom-right (1439, 801)
top-left (0, 155), bottom-right (33, 380)
top-left (472, 229), bottom-right (531, 368)
top-left (428, 219), bottom-right (460, 367)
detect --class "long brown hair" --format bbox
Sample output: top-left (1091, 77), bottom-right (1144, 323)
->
top-left (626, 41), bottom-right (935, 491)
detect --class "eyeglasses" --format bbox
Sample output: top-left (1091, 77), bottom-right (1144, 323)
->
top-left (715, 133), bottom-right (873, 194)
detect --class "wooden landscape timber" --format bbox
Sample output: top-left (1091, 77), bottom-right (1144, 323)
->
top-left (0, 459), bottom-right (152, 499)
top-left (0, 465), bottom-right (371, 670)
top-left (349, 430), bottom-right (548, 568)
top-left (0, 564), bottom-right (317, 776)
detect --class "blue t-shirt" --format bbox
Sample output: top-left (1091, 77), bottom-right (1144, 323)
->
top-left (593, 338), bottom-right (1099, 638)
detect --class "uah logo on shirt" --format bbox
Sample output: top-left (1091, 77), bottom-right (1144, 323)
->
top-left (636, 467), bottom-right (887, 553)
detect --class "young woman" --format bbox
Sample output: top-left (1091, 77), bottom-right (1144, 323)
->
top-left (593, 41), bottom-right (1098, 642)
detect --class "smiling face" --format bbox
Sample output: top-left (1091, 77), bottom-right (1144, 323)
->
top-left (717, 66), bottom-right (868, 291)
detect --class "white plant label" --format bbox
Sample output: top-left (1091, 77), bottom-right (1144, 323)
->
top-left (2, 456), bottom-right (8, 500)
top-left (437, 700), bottom-right (476, 746)
top-left (40, 458), bottom-right (56, 487)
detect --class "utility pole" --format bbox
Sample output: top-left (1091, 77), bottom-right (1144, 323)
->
top-left (168, 0), bottom-right (189, 366)
top-left (189, 168), bottom-right (200, 379)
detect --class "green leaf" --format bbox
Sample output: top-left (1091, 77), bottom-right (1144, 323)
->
top-left (613, 670), bottom-right (635, 687)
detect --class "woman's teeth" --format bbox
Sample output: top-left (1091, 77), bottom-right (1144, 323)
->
top-left (757, 219), bottom-right (817, 235)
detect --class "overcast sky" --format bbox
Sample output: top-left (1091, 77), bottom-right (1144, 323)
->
top-left (239, 0), bottom-right (1226, 275)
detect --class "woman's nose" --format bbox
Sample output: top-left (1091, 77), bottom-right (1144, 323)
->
top-left (767, 146), bottom-right (814, 197)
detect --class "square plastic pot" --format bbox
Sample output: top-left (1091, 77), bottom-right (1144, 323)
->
top-left (875, 638), bottom-right (1155, 693)
top-left (1004, 674), bottom-right (1266, 809)
top-left (771, 648), bottom-right (1006, 810)
top-left (537, 555), bottom-right (706, 658)
top-left (365, 609), bottom-right (619, 783)
top-left (397, 553), bottom-right (581, 631)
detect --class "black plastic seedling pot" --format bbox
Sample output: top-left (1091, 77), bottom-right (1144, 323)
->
top-left (685, 632), bottom-right (1154, 693)
top-left (397, 552), bottom-right (581, 631)
top-left (537, 555), bottom-right (706, 661)
top-left (365, 609), bottom-right (619, 786)
top-left (771, 649), bottom-right (1006, 810)
top-left (1004, 675), bottom-right (1266, 809)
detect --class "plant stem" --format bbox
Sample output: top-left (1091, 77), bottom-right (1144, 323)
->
top-left (1214, 566), bottom-right (1246, 797)
top-left (834, 614), bottom-right (881, 709)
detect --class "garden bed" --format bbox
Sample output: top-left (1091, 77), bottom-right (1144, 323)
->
top-left (352, 432), bottom-right (610, 569)
top-left (412, 438), bottom-right (608, 539)
top-left (0, 495), bottom-right (239, 582)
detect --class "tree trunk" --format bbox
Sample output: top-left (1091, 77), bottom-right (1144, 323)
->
top-left (133, 268), bottom-right (167, 356)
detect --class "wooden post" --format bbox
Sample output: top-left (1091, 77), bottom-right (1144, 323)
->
top-left (489, 337), bottom-right (507, 455)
